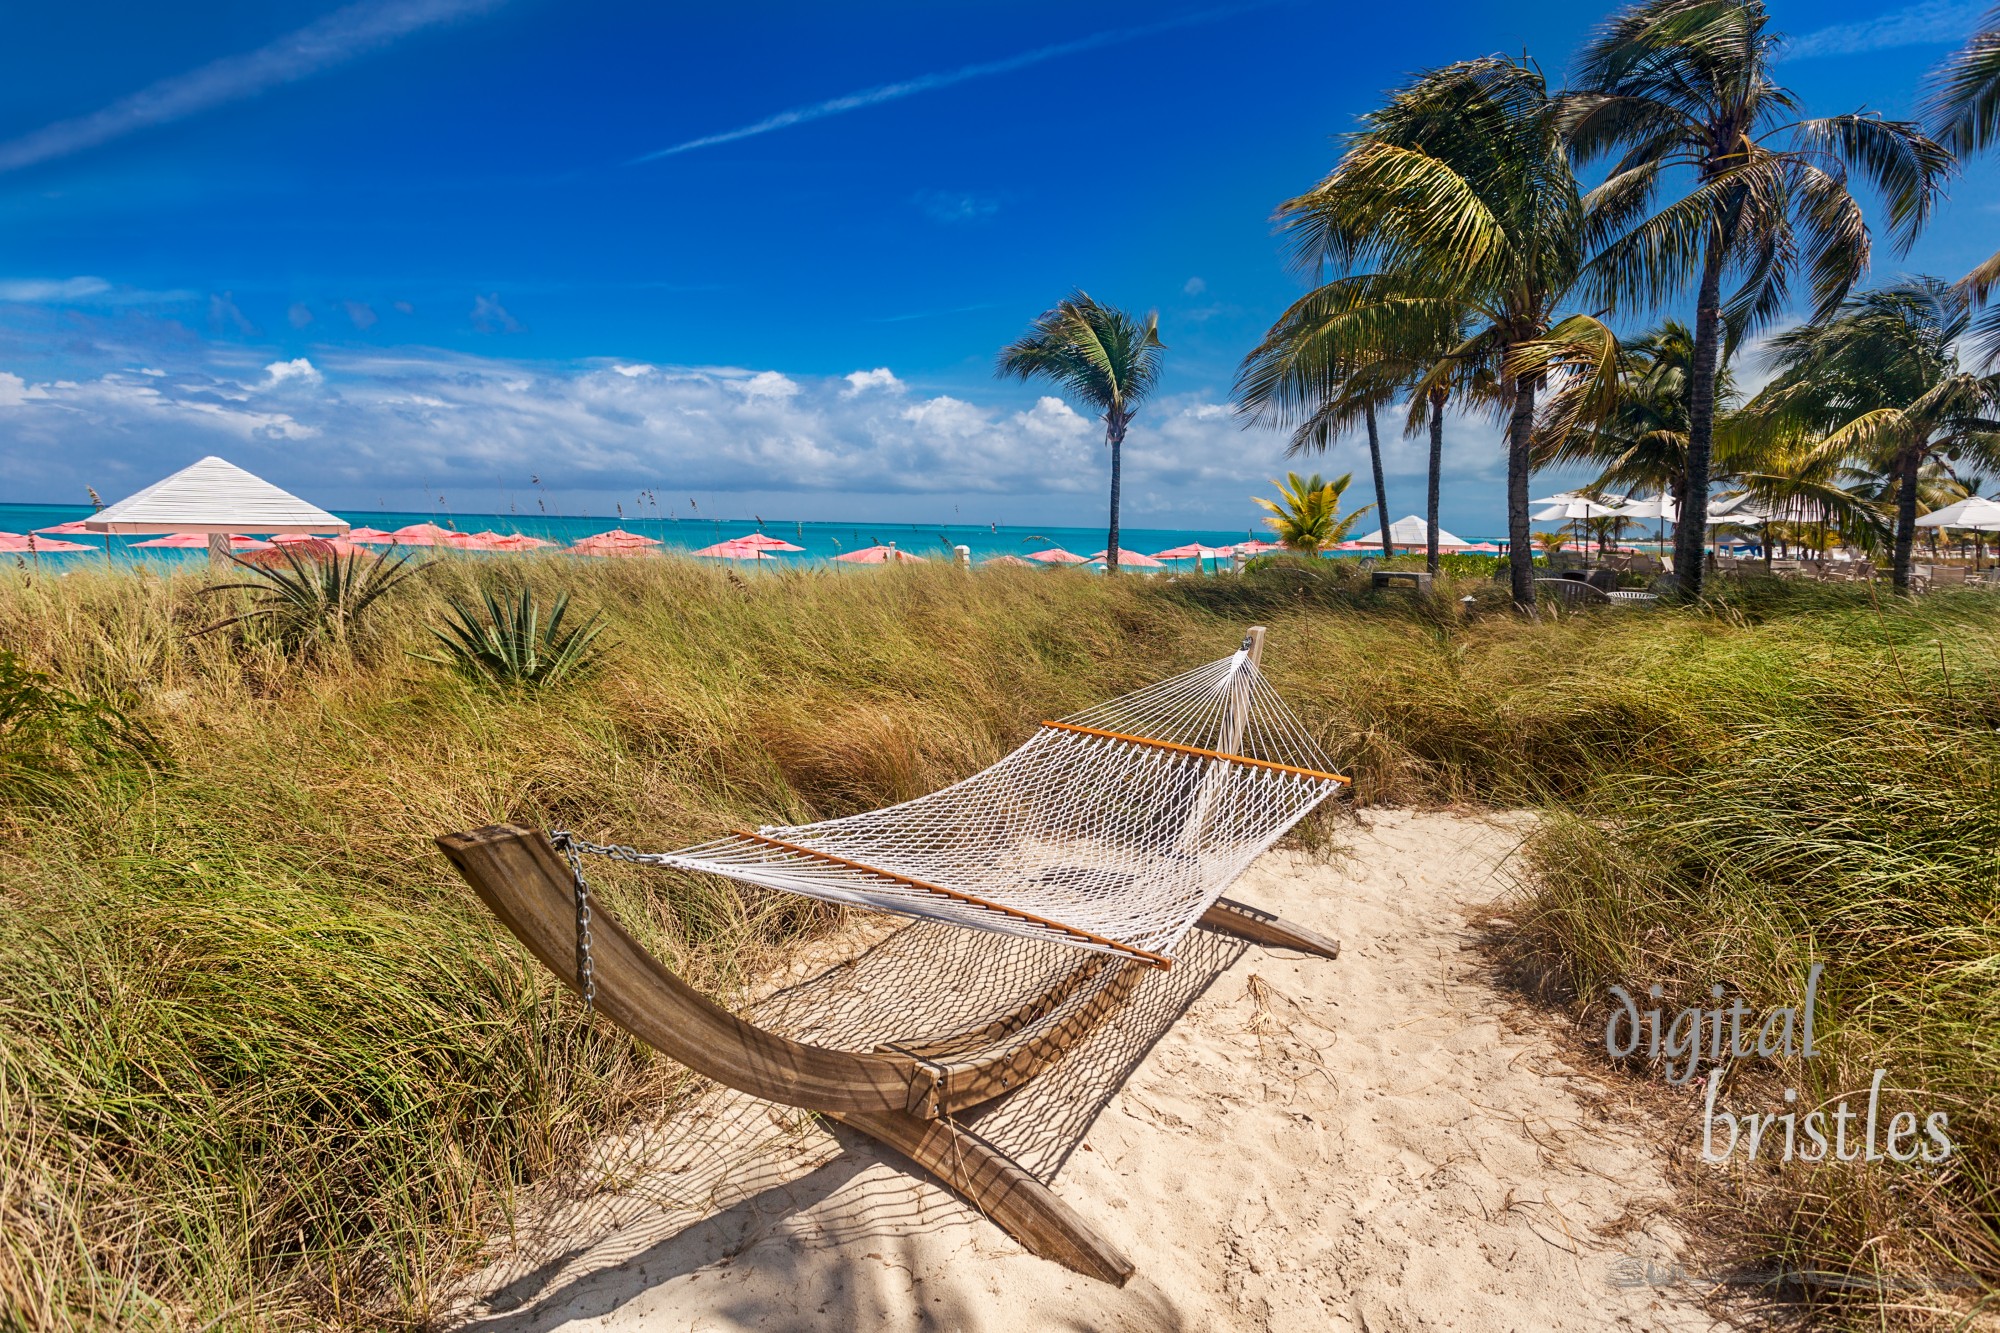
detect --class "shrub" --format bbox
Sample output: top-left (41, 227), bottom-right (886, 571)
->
top-left (422, 585), bottom-right (609, 688)
top-left (0, 649), bottom-right (155, 804)
top-left (202, 547), bottom-right (423, 656)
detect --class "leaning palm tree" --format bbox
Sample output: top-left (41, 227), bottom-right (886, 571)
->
top-left (1252, 471), bottom-right (1372, 554)
top-left (1742, 279), bottom-right (2000, 589)
top-left (1926, 8), bottom-right (2000, 362)
top-left (1236, 273), bottom-right (1474, 572)
top-left (1567, 0), bottom-right (1952, 598)
top-left (1266, 57), bottom-right (1601, 609)
top-left (997, 293), bottom-right (1165, 572)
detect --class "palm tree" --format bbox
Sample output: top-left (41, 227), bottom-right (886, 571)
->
top-left (1252, 472), bottom-right (1372, 553)
top-left (1265, 57), bottom-right (1598, 609)
top-left (1743, 279), bottom-right (2000, 589)
top-left (1236, 274), bottom-right (1472, 572)
top-left (1567, 0), bottom-right (1952, 599)
top-left (1927, 8), bottom-right (2000, 362)
top-left (997, 292), bottom-right (1166, 572)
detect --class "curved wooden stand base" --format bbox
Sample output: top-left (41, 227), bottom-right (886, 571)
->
top-left (436, 823), bottom-right (1335, 1286)
top-left (833, 1108), bottom-right (1135, 1285)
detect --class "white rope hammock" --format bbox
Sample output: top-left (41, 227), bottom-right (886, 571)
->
top-left (591, 639), bottom-right (1345, 967)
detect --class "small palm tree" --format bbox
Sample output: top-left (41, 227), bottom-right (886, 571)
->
top-left (1926, 8), bottom-right (2000, 362)
top-left (997, 293), bottom-right (1165, 572)
top-left (1252, 472), bottom-right (1372, 554)
top-left (1567, 0), bottom-right (1952, 598)
top-left (1743, 278), bottom-right (2000, 589)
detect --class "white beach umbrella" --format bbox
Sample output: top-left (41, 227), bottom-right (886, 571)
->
top-left (84, 455), bottom-right (349, 564)
top-left (1613, 493), bottom-right (1679, 523)
top-left (1915, 495), bottom-right (2000, 530)
top-left (1348, 514), bottom-right (1471, 549)
top-left (1531, 498), bottom-right (1624, 521)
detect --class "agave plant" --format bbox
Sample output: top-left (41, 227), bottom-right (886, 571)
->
top-left (423, 585), bottom-right (608, 688)
top-left (202, 546), bottom-right (423, 655)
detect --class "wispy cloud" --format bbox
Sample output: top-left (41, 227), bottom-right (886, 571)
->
top-left (1787, 0), bottom-right (1985, 59)
top-left (629, 3), bottom-right (1270, 163)
top-left (0, 0), bottom-right (501, 174)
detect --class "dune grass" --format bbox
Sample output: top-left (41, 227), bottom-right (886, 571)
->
top-left (0, 554), bottom-right (1991, 1328)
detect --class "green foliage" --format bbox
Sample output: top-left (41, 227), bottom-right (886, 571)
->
top-left (1252, 471), bottom-right (1371, 553)
top-left (0, 649), bottom-right (154, 803)
top-left (995, 291), bottom-right (1165, 418)
top-left (423, 585), bottom-right (610, 688)
top-left (203, 546), bottom-right (424, 656)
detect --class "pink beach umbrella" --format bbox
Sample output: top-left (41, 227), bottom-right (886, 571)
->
top-left (0, 532), bottom-right (94, 553)
top-left (379, 522), bottom-right (460, 547)
top-left (981, 554), bottom-right (1038, 567)
top-left (1023, 547), bottom-right (1089, 564)
top-left (33, 521), bottom-right (97, 536)
top-left (345, 526), bottom-right (398, 543)
top-left (731, 532), bottom-right (806, 552)
top-left (133, 532), bottom-right (273, 551)
top-left (571, 528), bottom-right (662, 557)
top-left (834, 543), bottom-right (927, 564)
top-left (692, 537), bottom-right (792, 560)
top-left (1151, 543), bottom-right (1234, 560)
top-left (1088, 548), bottom-right (1167, 568)
top-left (1233, 539), bottom-right (1284, 555)
top-left (485, 533), bottom-right (554, 551)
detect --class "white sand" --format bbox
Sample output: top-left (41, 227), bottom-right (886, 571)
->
top-left (452, 810), bottom-right (1731, 1332)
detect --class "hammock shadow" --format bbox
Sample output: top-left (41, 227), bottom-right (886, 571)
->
top-left (452, 919), bottom-right (1251, 1329)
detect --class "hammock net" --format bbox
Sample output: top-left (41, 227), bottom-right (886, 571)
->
top-left (596, 637), bottom-right (1345, 966)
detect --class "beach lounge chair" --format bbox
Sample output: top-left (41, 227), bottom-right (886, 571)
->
top-left (436, 628), bottom-right (1344, 1284)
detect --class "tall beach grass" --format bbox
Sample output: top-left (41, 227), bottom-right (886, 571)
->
top-left (0, 554), bottom-right (1991, 1327)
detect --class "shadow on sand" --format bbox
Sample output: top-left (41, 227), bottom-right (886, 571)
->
top-left (451, 918), bottom-right (1252, 1330)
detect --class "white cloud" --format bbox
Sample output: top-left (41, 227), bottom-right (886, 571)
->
top-left (344, 300), bottom-right (378, 330)
top-left (0, 0), bottom-right (503, 174)
top-left (1787, 0), bottom-right (1985, 58)
top-left (264, 357), bottom-right (322, 385)
top-left (287, 302), bottom-right (315, 329)
top-left (0, 277), bottom-right (111, 302)
top-left (612, 363), bottom-right (655, 378)
top-left (470, 292), bottom-right (520, 333)
top-left (843, 367), bottom-right (904, 396)
top-left (734, 370), bottom-right (800, 400)
top-left (1183, 276), bottom-right (1207, 296)
top-left (0, 340), bottom-right (1532, 528)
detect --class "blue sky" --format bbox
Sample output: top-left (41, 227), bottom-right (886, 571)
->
top-left (1, 0), bottom-right (1993, 532)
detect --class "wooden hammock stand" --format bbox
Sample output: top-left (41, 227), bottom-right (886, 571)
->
top-left (435, 628), bottom-right (1340, 1286)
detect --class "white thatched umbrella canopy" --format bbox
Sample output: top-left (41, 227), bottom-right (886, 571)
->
top-left (83, 456), bottom-right (348, 561)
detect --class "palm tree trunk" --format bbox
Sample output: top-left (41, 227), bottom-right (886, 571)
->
top-left (1507, 378), bottom-right (1536, 611)
top-left (1365, 401), bottom-right (1392, 561)
top-left (1427, 388), bottom-right (1444, 575)
top-left (1893, 447), bottom-right (1920, 591)
top-left (1105, 412), bottom-right (1126, 573)
top-left (1676, 242), bottom-right (1728, 600)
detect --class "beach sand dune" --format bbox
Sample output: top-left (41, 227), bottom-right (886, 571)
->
top-left (451, 811), bottom-right (1729, 1332)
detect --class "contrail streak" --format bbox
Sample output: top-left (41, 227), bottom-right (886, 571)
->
top-left (0, 0), bottom-right (501, 174)
top-left (630, 4), bottom-right (1270, 164)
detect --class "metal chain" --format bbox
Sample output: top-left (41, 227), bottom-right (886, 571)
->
top-left (549, 831), bottom-right (601, 1016)
top-left (545, 832), bottom-right (668, 1018)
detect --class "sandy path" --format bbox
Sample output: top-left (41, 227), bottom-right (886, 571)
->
top-left (452, 811), bottom-right (1729, 1332)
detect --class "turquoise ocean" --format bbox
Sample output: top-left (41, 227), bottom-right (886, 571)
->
top-left (1, 502), bottom-right (1313, 567)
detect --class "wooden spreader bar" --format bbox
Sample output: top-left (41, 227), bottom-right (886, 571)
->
top-left (729, 828), bottom-right (1174, 970)
top-left (1038, 720), bottom-right (1352, 786)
